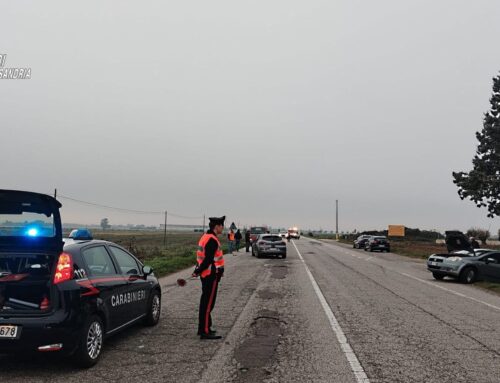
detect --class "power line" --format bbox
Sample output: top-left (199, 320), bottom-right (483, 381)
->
top-left (58, 194), bottom-right (203, 220)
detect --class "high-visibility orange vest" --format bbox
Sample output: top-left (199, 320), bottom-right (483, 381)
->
top-left (228, 232), bottom-right (235, 241)
top-left (196, 233), bottom-right (224, 278)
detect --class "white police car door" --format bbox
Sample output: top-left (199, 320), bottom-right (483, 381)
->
top-left (81, 245), bottom-right (129, 330)
top-left (108, 246), bottom-right (149, 321)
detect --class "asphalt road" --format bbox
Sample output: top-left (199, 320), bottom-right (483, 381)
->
top-left (2, 238), bottom-right (500, 382)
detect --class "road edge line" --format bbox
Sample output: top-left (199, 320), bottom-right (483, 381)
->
top-left (292, 240), bottom-right (370, 383)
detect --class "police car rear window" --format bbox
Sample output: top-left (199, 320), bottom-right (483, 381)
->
top-left (0, 212), bottom-right (55, 238)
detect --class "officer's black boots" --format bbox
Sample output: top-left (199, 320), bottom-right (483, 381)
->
top-left (200, 333), bottom-right (222, 340)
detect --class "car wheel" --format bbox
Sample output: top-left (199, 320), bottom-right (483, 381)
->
top-left (251, 247), bottom-right (255, 257)
top-left (74, 315), bottom-right (104, 368)
top-left (369, 247), bottom-right (373, 252)
top-left (282, 253), bottom-right (287, 259)
top-left (144, 290), bottom-right (161, 326)
top-left (459, 267), bottom-right (477, 284)
top-left (432, 273), bottom-right (445, 280)
top-left (256, 251), bottom-right (261, 258)
top-left (364, 247), bottom-right (367, 251)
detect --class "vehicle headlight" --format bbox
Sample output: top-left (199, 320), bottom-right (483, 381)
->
top-left (447, 256), bottom-right (462, 262)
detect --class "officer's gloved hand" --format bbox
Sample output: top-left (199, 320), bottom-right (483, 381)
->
top-left (192, 267), bottom-right (200, 278)
top-left (216, 267), bottom-right (224, 278)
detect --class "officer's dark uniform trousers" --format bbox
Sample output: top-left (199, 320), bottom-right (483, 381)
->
top-left (198, 272), bottom-right (220, 334)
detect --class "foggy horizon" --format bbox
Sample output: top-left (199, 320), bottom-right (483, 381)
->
top-left (2, 0), bottom-right (500, 234)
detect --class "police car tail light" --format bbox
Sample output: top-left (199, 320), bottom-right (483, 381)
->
top-left (53, 252), bottom-right (74, 284)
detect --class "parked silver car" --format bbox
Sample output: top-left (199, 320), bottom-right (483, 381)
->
top-left (251, 234), bottom-right (287, 259)
top-left (427, 250), bottom-right (500, 283)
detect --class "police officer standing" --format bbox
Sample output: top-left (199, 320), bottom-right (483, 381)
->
top-left (245, 229), bottom-right (251, 252)
top-left (193, 216), bottom-right (225, 340)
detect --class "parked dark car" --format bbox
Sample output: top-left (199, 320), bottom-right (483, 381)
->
top-left (252, 234), bottom-right (287, 259)
top-left (353, 235), bottom-right (371, 249)
top-left (364, 236), bottom-right (390, 252)
top-left (0, 190), bottom-right (161, 367)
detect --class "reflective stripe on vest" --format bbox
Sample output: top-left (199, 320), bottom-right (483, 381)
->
top-left (229, 232), bottom-right (235, 241)
top-left (196, 233), bottom-right (224, 278)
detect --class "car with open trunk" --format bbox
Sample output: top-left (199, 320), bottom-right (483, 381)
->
top-left (0, 190), bottom-right (161, 367)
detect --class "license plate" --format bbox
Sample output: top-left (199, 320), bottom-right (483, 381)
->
top-left (430, 261), bottom-right (438, 266)
top-left (0, 325), bottom-right (19, 339)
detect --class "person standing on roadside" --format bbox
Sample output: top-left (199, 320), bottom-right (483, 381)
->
top-left (470, 237), bottom-right (480, 249)
top-left (228, 229), bottom-right (235, 254)
top-left (193, 216), bottom-right (225, 340)
top-left (245, 229), bottom-right (251, 252)
top-left (235, 229), bottom-right (242, 252)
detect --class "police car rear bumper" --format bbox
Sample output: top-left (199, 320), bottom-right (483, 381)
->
top-left (0, 309), bottom-right (80, 354)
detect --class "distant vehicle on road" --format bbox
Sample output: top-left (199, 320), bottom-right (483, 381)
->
top-left (0, 190), bottom-right (161, 367)
top-left (353, 235), bottom-right (371, 249)
top-left (249, 226), bottom-right (269, 243)
top-left (364, 236), bottom-right (390, 252)
top-left (287, 227), bottom-right (300, 240)
top-left (252, 234), bottom-right (287, 259)
top-left (427, 251), bottom-right (500, 283)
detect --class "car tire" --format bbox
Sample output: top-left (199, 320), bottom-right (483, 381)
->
top-left (144, 290), bottom-right (161, 326)
top-left (256, 251), bottom-right (261, 258)
top-left (369, 247), bottom-right (373, 252)
top-left (282, 253), bottom-right (287, 259)
top-left (74, 315), bottom-right (104, 368)
top-left (364, 247), bottom-right (367, 251)
top-left (459, 267), bottom-right (477, 284)
top-left (251, 247), bottom-right (255, 257)
top-left (432, 273), bottom-right (445, 280)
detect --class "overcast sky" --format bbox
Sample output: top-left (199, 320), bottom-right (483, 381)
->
top-left (1, 0), bottom-right (500, 233)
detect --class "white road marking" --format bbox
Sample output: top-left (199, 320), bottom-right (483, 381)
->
top-left (400, 272), bottom-right (500, 312)
top-left (292, 241), bottom-right (370, 383)
top-left (310, 239), bottom-right (500, 314)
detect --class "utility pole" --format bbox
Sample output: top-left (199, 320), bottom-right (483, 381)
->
top-left (163, 211), bottom-right (168, 248)
top-left (336, 200), bottom-right (339, 241)
top-left (202, 214), bottom-right (206, 233)
top-left (54, 188), bottom-right (57, 199)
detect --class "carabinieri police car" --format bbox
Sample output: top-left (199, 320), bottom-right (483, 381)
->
top-left (0, 190), bottom-right (161, 367)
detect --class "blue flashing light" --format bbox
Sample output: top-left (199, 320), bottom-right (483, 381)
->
top-left (27, 228), bottom-right (39, 237)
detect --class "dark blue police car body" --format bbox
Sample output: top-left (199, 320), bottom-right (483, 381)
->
top-left (0, 190), bottom-right (161, 367)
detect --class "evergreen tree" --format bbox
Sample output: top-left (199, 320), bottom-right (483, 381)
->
top-left (453, 73), bottom-right (500, 218)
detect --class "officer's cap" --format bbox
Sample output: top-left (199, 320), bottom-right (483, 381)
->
top-left (209, 216), bottom-right (225, 226)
